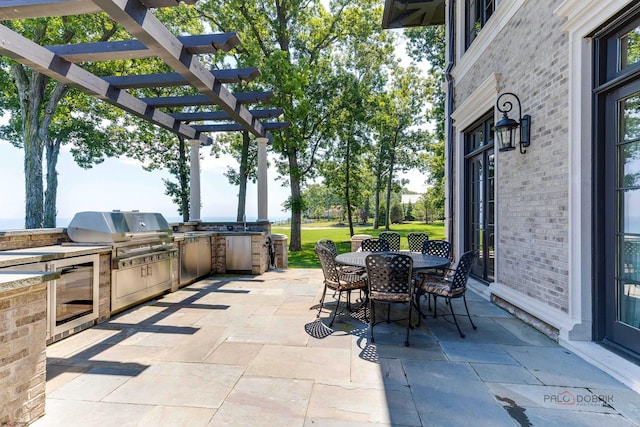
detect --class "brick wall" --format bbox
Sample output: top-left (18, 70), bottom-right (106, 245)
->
top-left (271, 234), bottom-right (288, 269)
top-left (212, 235), bottom-right (226, 273)
top-left (98, 253), bottom-right (112, 322)
top-left (454, 0), bottom-right (570, 312)
top-left (0, 282), bottom-right (47, 424)
top-left (0, 229), bottom-right (70, 250)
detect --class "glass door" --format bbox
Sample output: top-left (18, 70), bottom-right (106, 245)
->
top-left (604, 82), bottom-right (640, 354)
top-left (50, 254), bottom-right (99, 338)
top-left (465, 116), bottom-right (495, 283)
top-left (596, 12), bottom-right (640, 356)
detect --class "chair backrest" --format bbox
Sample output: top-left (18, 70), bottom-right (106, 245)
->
top-left (365, 253), bottom-right (414, 297)
top-left (407, 232), bottom-right (429, 252)
top-left (422, 240), bottom-right (452, 260)
top-left (379, 231), bottom-right (401, 251)
top-left (317, 238), bottom-right (338, 257)
top-left (315, 244), bottom-right (340, 284)
top-left (360, 238), bottom-right (390, 252)
top-left (449, 250), bottom-right (479, 294)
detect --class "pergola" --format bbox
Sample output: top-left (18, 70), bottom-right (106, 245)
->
top-left (0, 0), bottom-right (289, 223)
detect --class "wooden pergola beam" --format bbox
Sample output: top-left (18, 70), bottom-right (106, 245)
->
top-left (0, 23), bottom-right (210, 145)
top-left (140, 0), bottom-right (195, 7)
top-left (104, 68), bottom-right (261, 88)
top-left (95, 0), bottom-right (266, 137)
top-left (0, 1), bottom-right (103, 19)
top-left (170, 108), bottom-right (284, 121)
top-left (0, 0), bottom-right (273, 140)
top-left (0, 0), bottom-right (194, 19)
top-left (45, 34), bottom-right (241, 62)
top-left (192, 122), bottom-right (290, 132)
top-left (140, 92), bottom-right (274, 107)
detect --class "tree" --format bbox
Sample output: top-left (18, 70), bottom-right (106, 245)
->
top-left (316, 36), bottom-right (388, 236)
top-left (404, 25), bottom-right (447, 217)
top-left (0, 7), bottom-right (205, 228)
top-left (218, 131), bottom-right (257, 222)
top-left (405, 200), bottom-right (415, 221)
top-left (0, 16), bottom-right (130, 228)
top-left (122, 119), bottom-right (192, 221)
top-left (370, 64), bottom-right (429, 230)
top-left (197, 0), bottom-right (396, 250)
top-left (390, 201), bottom-right (404, 224)
top-left (106, 6), bottom-right (210, 222)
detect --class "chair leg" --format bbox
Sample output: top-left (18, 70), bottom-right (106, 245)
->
top-left (463, 294), bottom-right (477, 330)
top-left (415, 291), bottom-right (427, 320)
top-left (329, 290), bottom-right (342, 327)
top-left (448, 298), bottom-right (465, 338)
top-left (369, 299), bottom-right (376, 344)
top-left (405, 302), bottom-right (412, 347)
top-left (317, 286), bottom-right (328, 318)
top-left (386, 303), bottom-right (391, 324)
top-left (433, 295), bottom-right (439, 318)
top-left (413, 294), bottom-right (423, 327)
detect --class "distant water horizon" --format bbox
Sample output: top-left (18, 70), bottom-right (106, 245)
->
top-left (0, 215), bottom-right (290, 231)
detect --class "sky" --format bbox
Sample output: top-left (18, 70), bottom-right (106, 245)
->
top-left (0, 141), bottom-right (291, 228)
top-left (0, 141), bottom-right (428, 229)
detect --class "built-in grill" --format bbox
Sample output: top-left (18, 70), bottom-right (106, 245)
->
top-left (67, 211), bottom-right (177, 313)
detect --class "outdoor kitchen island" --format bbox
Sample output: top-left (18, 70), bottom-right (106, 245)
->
top-left (172, 223), bottom-right (279, 279)
top-left (0, 217), bottom-right (286, 424)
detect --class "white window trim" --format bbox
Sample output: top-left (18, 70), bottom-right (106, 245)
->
top-left (550, 0), bottom-right (640, 394)
top-left (551, 0), bottom-right (633, 341)
top-left (450, 73), bottom-right (502, 262)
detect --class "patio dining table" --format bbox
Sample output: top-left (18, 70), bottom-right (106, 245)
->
top-left (335, 251), bottom-right (450, 271)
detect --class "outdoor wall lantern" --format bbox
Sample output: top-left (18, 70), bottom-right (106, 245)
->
top-left (495, 92), bottom-right (531, 154)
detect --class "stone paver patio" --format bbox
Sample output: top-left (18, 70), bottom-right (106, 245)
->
top-left (30, 268), bottom-right (640, 426)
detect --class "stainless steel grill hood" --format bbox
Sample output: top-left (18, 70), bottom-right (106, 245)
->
top-left (67, 211), bottom-right (172, 243)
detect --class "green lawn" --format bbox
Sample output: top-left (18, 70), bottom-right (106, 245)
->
top-left (271, 221), bottom-right (446, 268)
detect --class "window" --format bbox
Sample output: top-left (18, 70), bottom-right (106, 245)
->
top-left (466, 0), bottom-right (495, 48)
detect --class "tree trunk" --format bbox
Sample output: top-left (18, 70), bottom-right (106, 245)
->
top-left (24, 129), bottom-right (44, 229)
top-left (385, 154), bottom-right (394, 230)
top-left (44, 138), bottom-right (61, 227)
top-left (41, 82), bottom-right (68, 228)
top-left (236, 131), bottom-right (249, 222)
top-left (177, 136), bottom-right (190, 222)
top-left (344, 141), bottom-right (354, 237)
top-left (16, 66), bottom-right (47, 229)
top-left (384, 132), bottom-right (399, 231)
top-left (373, 167), bottom-right (381, 230)
top-left (288, 147), bottom-right (302, 251)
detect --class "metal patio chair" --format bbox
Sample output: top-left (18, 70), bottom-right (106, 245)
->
top-left (365, 252), bottom-right (415, 346)
top-left (315, 244), bottom-right (368, 327)
top-left (415, 250), bottom-right (479, 338)
top-left (379, 231), bottom-right (401, 251)
top-left (360, 238), bottom-right (390, 252)
top-left (407, 232), bottom-right (429, 252)
top-left (317, 238), bottom-right (366, 299)
top-left (416, 240), bottom-right (454, 311)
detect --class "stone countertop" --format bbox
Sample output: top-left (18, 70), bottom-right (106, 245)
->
top-left (172, 231), bottom-right (214, 242)
top-left (0, 245), bottom-right (111, 268)
top-left (213, 230), bottom-right (268, 236)
top-left (0, 270), bottom-right (60, 292)
top-left (173, 230), bottom-right (267, 241)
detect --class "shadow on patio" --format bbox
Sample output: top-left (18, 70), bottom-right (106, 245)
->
top-left (32, 268), bottom-right (640, 427)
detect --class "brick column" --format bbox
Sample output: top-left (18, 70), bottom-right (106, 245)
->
top-left (0, 283), bottom-right (47, 424)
